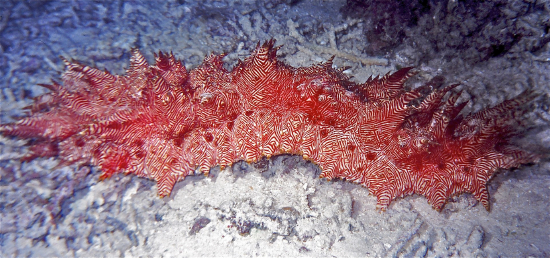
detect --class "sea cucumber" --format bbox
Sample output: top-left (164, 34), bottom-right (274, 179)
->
top-left (0, 40), bottom-right (538, 211)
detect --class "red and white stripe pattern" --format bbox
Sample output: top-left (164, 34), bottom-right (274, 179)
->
top-left (0, 40), bottom-right (538, 210)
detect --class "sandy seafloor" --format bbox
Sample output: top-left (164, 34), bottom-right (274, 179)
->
top-left (1, 0), bottom-right (550, 257)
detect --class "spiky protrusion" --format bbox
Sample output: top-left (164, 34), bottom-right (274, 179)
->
top-left (0, 40), bottom-right (537, 210)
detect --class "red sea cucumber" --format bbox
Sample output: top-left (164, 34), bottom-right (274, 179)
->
top-left (0, 40), bottom-right (538, 211)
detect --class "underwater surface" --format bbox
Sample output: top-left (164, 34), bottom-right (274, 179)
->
top-left (1, 0), bottom-right (549, 257)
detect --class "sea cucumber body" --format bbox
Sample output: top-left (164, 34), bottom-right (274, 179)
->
top-left (0, 40), bottom-right (536, 211)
